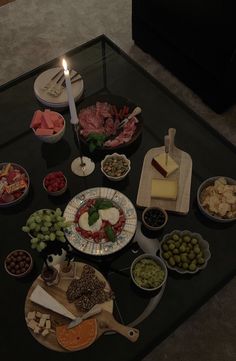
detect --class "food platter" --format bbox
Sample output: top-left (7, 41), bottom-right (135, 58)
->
top-left (63, 187), bottom-right (137, 256)
top-left (136, 128), bottom-right (192, 214)
top-left (25, 262), bottom-right (113, 351)
top-left (34, 67), bottom-right (84, 108)
top-left (77, 93), bottom-right (143, 151)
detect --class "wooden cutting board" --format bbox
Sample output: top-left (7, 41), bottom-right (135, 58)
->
top-left (136, 128), bottom-right (192, 214)
top-left (96, 310), bottom-right (139, 342)
top-left (56, 310), bottom-right (139, 351)
top-left (25, 262), bottom-right (113, 352)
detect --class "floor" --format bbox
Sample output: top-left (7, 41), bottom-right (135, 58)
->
top-left (0, 1), bottom-right (235, 360)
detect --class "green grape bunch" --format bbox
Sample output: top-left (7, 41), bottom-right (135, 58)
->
top-left (22, 208), bottom-right (71, 253)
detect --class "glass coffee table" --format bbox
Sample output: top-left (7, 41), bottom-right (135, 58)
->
top-left (1, 35), bottom-right (235, 361)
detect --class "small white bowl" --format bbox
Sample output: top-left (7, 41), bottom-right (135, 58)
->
top-left (101, 153), bottom-right (131, 181)
top-left (197, 176), bottom-right (236, 223)
top-left (131, 254), bottom-right (167, 291)
top-left (43, 172), bottom-right (67, 196)
top-left (33, 112), bottom-right (65, 144)
top-left (142, 206), bottom-right (168, 231)
top-left (4, 249), bottom-right (33, 278)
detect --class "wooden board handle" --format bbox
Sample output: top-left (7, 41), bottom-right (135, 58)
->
top-left (110, 321), bottom-right (139, 342)
top-left (168, 128), bottom-right (176, 153)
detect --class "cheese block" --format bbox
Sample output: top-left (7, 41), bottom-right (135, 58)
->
top-left (152, 153), bottom-right (179, 177)
top-left (151, 179), bottom-right (178, 200)
top-left (30, 285), bottom-right (76, 320)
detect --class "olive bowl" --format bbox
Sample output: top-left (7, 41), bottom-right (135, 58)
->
top-left (159, 230), bottom-right (211, 274)
top-left (101, 153), bottom-right (131, 181)
top-left (130, 253), bottom-right (168, 292)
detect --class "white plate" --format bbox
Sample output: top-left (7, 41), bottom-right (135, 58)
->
top-left (63, 187), bottom-right (137, 256)
top-left (34, 67), bottom-right (84, 108)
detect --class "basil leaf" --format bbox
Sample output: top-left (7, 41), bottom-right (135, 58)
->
top-left (88, 206), bottom-right (97, 216)
top-left (88, 211), bottom-right (99, 226)
top-left (98, 200), bottom-right (114, 209)
top-left (105, 225), bottom-right (116, 242)
top-left (89, 140), bottom-right (97, 153)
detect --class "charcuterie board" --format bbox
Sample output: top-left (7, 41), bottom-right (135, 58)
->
top-left (136, 128), bottom-right (192, 214)
top-left (25, 262), bottom-right (113, 352)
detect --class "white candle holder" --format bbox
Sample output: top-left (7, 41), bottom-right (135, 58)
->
top-left (71, 123), bottom-right (95, 177)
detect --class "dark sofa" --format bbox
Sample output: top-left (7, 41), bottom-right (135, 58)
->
top-left (132, 0), bottom-right (236, 113)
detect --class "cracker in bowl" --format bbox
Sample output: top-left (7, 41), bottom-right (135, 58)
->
top-left (200, 177), bottom-right (236, 219)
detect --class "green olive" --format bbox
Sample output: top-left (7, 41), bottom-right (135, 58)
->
top-left (174, 255), bottom-right (181, 263)
top-left (168, 257), bottom-right (175, 266)
top-left (193, 245), bottom-right (201, 254)
top-left (197, 257), bottom-right (205, 265)
top-left (191, 238), bottom-right (198, 245)
top-left (182, 262), bottom-right (189, 269)
top-left (173, 248), bottom-right (179, 254)
top-left (189, 263), bottom-right (197, 271)
top-left (163, 252), bottom-right (170, 260)
top-left (183, 235), bottom-right (191, 243)
top-left (169, 243), bottom-right (175, 250)
top-left (162, 244), bottom-right (169, 251)
top-left (173, 234), bottom-right (179, 241)
top-left (188, 252), bottom-right (195, 260)
top-left (179, 245), bottom-right (186, 253)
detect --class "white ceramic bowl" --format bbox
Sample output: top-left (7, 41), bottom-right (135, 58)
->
top-left (4, 249), bottom-right (33, 278)
top-left (130, 253), bottom-right (167, 291)
top-left (197, 176), bottom-right (236, 223)
top-left (160, 230), bottom-right (211, 274)
top-left (142, 206), bottom-right (168, 231)
top-left (33, 112), bottom-right (65, 143)
top-left (0, 162), bottom-right (30, 208)
top-left (101, 153), bottom-right (131, 181)
top-left (43, 172), bottom-right (67, 196)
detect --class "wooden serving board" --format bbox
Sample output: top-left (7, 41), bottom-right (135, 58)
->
top-left (25, 262), bottom-right (113, 352)
top-left (136, 128), bottom-right (192, 214)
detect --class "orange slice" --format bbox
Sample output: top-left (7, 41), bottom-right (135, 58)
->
top-left (56, 318), bottom-right (97, 351)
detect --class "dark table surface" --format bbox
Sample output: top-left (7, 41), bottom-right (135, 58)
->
top-left (0, 35), bottom-right (235, 361)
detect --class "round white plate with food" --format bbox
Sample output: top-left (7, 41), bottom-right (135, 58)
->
top-left (63, 187), bottom-right (137, 256)
top-left (34, 67), bottom-right (84, 108)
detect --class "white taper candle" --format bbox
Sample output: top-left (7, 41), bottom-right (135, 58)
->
top-left (62, 58), bottom-right (78, 124)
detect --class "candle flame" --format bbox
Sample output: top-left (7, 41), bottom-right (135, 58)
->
top-left (62, 58), bottom-right (68, 71)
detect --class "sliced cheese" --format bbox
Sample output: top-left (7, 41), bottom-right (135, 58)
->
top-left (79, 212), bottom-right (102, 232)
top-left (30, 285), bottom-right (76, 320)
top-left (151, 179), bottom-right (178, 200)
top-left (152, 153), bottom-right (179, 177)
top-left (98, 207), bottom-right (120, 225)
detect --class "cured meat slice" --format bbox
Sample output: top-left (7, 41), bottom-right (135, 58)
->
top-left (104, 117), bottom-right (138, 147)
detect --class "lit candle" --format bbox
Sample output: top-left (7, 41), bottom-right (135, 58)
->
top-left (62, 58), bottom-right (78, 124)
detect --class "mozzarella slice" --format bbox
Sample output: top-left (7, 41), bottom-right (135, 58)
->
top-left (98, 207), bottom-right (120, 225)
top-left (79, 212), bottom-right (102, 232)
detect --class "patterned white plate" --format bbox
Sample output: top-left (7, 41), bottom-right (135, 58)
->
top-left (63, 187), bottom-right (137, 256)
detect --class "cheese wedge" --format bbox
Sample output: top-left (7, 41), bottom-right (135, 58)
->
top-left (152, 153), bottom-right (179, 177)
top-left (151, 179), bottom-right (178, 200)
top-left (30, 285), bottom-right (76, 320)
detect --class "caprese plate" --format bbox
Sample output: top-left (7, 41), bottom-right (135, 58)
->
top-left (63, 187), bottom-right (137, 256)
